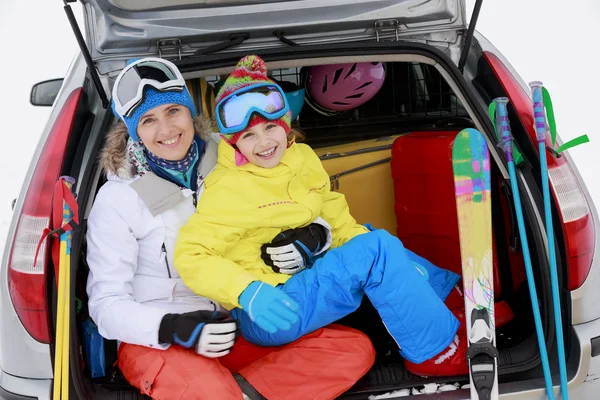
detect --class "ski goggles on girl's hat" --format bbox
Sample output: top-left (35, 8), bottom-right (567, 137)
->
top-left (216, 83), bottom-right (290, 135)
top-left (112, 57), bottom-right (186, 118)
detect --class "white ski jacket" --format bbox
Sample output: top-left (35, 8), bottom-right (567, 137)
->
top-left (86, 121), bottom-right (221, 349)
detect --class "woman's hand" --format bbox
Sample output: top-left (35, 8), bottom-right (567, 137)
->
top-left (158, 311), bottom-right (237, 357)
top-left (261, 223), bottom-right (328, 274)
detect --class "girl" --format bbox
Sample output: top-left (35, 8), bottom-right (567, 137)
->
top-left (175, 55), bottom-right (467, 377)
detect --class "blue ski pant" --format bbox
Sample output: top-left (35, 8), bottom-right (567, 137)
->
top-left (231, 229), bottom-right (460, 364)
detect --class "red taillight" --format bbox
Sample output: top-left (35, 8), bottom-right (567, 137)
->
top-left (484, 51), bottom-right (595, 290)
top-left (7, 88), bottom-right (82, 343)
top-left (547, 164), bottom-right (595, 290)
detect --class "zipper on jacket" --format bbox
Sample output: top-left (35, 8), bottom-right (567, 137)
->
top-left (162, 243), bottom-right (172, 278)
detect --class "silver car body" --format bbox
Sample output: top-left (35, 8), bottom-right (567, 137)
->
top-left (2, 1), bottom-right (599, 398)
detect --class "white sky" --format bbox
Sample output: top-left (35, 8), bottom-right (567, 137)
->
top-left (0, 0), bottom-right (598, 250)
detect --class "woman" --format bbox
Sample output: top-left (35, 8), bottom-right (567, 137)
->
top-left (86, 57), bottom-right (375, 400)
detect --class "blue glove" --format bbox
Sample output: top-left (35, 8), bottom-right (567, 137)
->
top-left (238, 281), bottom-right (299, 333)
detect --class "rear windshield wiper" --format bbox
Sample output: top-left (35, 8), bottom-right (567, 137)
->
top-left (194, 33), bottom-right (250, 56)
top-left (188, 30), bottom-right (298, 60)
top-left (273, 31), bottom-right (300, 47)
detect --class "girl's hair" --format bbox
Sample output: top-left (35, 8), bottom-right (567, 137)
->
top-left (289, 127), bottom-right (305, 143)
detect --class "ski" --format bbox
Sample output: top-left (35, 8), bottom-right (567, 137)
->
top-left (452, 128), bottom-right (499, 400)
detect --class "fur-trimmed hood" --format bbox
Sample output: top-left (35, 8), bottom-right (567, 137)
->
top-left (99, 116), bottom-right (214, 180)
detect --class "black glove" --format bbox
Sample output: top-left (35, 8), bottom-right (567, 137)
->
top-left (158, 310), bottom-right (237, 358)
top-left (261, 223), bottom-right (328, 274)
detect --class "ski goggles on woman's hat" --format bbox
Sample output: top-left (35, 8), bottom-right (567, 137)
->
top-left (112, 57), bottom-right (186, 118)
top-left (216, 83), bottom-right (290, 135)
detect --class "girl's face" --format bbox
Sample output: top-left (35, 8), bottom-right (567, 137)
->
top-left (137, 103), bottom-right (194, 160)
top-left (235, 121), bottom-right (288, 169)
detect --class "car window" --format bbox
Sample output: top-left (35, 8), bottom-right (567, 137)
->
top-left (205, 61), bottom-right (469, 147)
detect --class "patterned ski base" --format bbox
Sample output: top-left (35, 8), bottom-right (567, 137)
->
top-left (452, 128), bottom-right (498, 400)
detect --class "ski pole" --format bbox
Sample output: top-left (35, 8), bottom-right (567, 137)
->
top-left (53, 176), bottom-right (76, 400)
top-left (493, 97), bottom-right (555, 399)
top-left (53, 228), bottom-right (66, 400)
top-left (530, 81), bottom-right (569, 400)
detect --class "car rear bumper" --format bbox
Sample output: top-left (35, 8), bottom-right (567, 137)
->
top-left (500, 315), bottom-right (600, 399)
top-left (0, 385), bottom-right (37, 400)
top-left (0, 370), bottom-right (50, 400)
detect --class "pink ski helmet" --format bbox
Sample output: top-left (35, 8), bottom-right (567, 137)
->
top-left (304, 62), bottom-right (386, 115)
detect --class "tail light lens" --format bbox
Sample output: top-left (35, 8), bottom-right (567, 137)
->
top-left (7, 88), bottom-right (82, 343)
top-left (484, 51), bottom-right (595, 290)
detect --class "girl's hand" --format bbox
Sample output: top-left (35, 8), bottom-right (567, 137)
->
top-left (238, 281), bottom-right (299, 333)
top-left (261, 224), bottom-right (327, 274)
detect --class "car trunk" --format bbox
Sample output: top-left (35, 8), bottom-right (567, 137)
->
top-left (80, 0), bottom-right (467, 65)
top-left (56, 40), bottom-right (571, 399)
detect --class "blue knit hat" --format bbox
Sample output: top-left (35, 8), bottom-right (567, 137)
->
top-left (112, 87), bottom-right (197, 142)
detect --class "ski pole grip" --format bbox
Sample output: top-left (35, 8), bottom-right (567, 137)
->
top-left (529, 81), bottom-right (547, 143)
top-left (493, 97), bottom-right (513, 161)
top-left (59, 175), bottom-right (76, 191)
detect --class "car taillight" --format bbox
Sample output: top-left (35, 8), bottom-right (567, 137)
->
top-left (7, 88), bottom-right (82, 343)
top-left (547, 162), bottom-right (594, 290)
top-left (484, 51), bottom-right (595, 291)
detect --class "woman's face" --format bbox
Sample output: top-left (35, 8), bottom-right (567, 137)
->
top-left (235, 121), bottom-right (288, 168)
top-left (137, 104), bottom-right (194, 160)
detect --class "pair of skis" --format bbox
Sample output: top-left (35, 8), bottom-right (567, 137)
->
top-left (452, 87), bottom-right (571, 399)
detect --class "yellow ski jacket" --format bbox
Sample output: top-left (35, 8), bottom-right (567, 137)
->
top-left (174, 140), bottom-right (368, 309)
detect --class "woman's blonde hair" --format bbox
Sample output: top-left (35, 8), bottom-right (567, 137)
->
top-left (107, 114), bottom-right (212, 143)
top-left (100, 115), bottom-right (212, 175)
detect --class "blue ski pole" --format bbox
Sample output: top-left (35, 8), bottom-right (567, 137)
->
top-left (494, 97), bottom-right (554, 399)
top-left (530, 81), bottom-right (568, 399)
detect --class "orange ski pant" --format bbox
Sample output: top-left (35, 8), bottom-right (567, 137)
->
top-left (118, 324), bottom-right (375, 400)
